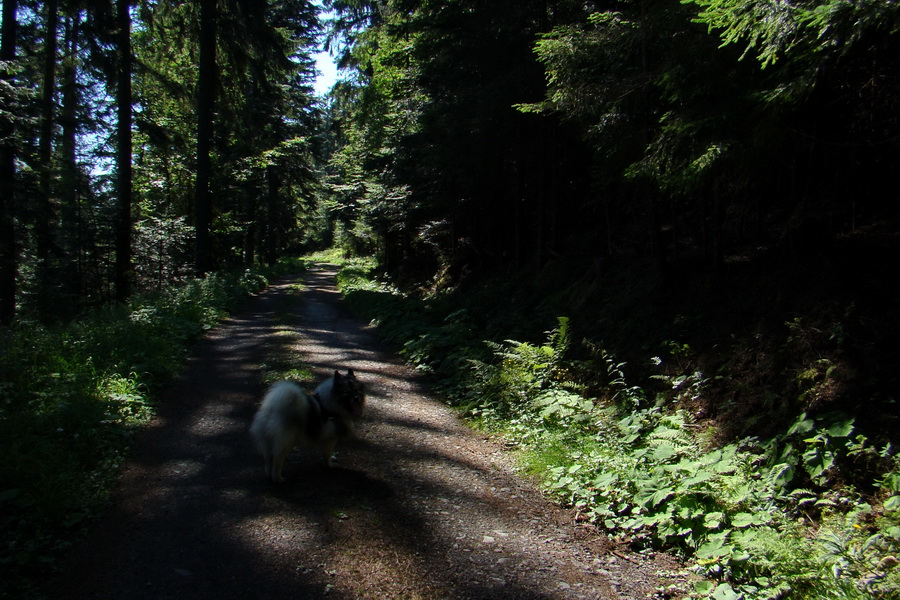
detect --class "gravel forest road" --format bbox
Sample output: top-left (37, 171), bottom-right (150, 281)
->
top-left (47, 265), bottom-right (680, 600)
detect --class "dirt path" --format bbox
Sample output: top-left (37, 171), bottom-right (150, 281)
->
top-left (48, 265), bottom-right (680, 600)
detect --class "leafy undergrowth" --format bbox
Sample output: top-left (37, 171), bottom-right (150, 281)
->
top-left (326, 249), bottom-right (900, 600)
top-left (0, 259), bottom-right (308, 598)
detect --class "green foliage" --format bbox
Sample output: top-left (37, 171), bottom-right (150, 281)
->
top-left (0, 266), bottom-right (278, 595)
top-left (687, 0), bottom-right (900, 72)
top-left (133, 215), bottom-right (195, 290)
top-left (523, 366), bottom-right (899, 599)
top-left (467, 317), bottom-right (574, 421)
top-left (511, 354), bottom-right (900, 599)
top-left (334, 261), bottom-right (900, 599)
top-left (814, 501), bottom-right (900, 599)
top-left (686, 0), bottom-right (801, 68)
top-left (334, 255), bottom-right (381, 291)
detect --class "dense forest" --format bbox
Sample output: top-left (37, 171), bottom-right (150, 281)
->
top-left (1, 0), bottom-right (321, 323)
top-left (2, 0), bottom-right (898, 316)
top-left (2, 0), bottom-right (900, 598)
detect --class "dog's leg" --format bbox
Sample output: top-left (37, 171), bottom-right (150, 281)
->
top-left (322, 438), bottom-right (338, 467)
top-left (263, 451), bottom-right (275, 481)
top-left (271, 451), bottom-right (289, 483)
top-left (270, 442), bottom-right (294, 482)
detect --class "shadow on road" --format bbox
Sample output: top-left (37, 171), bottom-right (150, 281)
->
top-left (46, 265), bottom-right (653, 600)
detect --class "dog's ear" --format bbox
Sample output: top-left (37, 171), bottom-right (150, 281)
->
top-left (333, 370), bottom-right (341, 383)
top-left (347, 369), bottom-right (355, 378)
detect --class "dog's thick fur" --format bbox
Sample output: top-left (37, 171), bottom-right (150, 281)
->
top-left (250, 370), bottom-right (366, 482)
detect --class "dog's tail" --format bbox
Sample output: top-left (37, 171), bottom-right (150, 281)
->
top-left (250, 381), bottom-right (306, 455)
top-left (249, 406), bottom-right (270, 456)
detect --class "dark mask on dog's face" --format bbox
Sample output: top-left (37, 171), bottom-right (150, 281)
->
top-left (336, 370), bottom-right (366, 417)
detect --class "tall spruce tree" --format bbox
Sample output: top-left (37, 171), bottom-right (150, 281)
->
top-left (36, 0), bottom-right (60, 315)
top-left (194, 0), bottom-right (216, 276)
top-left (115, 0), bottom-right (133, 300)
top-left (0, 0), bottom-right (19, 324)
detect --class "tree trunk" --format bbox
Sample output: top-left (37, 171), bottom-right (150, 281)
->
top-left (36, 0), bottom-right (59, 316)
top-left (115, 0), bottom-right (133, 301)
top-left (0, 0), bottom-right (18, 324)
top-left (59, 11), bottom-right (81, 310)
top-left (242, 191), bottom-right (257, 267)
top-left (264, 166), bottom-right (278, 265)
top-left (195, 0), bottom-right (217, 276)
top-left (243, 219), bottom-right (256, 267)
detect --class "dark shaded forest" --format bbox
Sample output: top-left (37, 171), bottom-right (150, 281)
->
top-left (2, 0), bottom-right (898, 322)
top-left (322, 0), bottom-right (900, 451)
top-left (2, 0), bottom-right (900, 598)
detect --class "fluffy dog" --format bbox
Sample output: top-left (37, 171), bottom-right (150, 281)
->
top-left (250, 370), bottom-right (366, 482)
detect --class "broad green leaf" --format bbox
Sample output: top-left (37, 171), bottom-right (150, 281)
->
top-left (731, 512), bottom-right (751, 528)
top-left (768, 463), bottom-right (795, 489)
top-left (732, 527), bottom-right (761, 547)
top-left (712, 582), bottom-right (742, 600)
top-left (787, 412), bottom-right (814, 435)
top-left (650, 488), bottom-right (675, 508)
top-left (694, 580), bottom-right (715, 595)
top-left (652, 443), bottom-right (677, 461)
top-left (826, 418), bottom-right (854, 438)
top-left (697, 535), bottom-right (730, 559)
top-left (681, 469), bottom-right (714, 489)
top-left (884, 495), bottom-right (900, 511)
top-left (704, 511), bottom-right (726, 529)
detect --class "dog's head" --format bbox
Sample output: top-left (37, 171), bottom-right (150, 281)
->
top-left (333, 369), bottom-right (366, 418)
